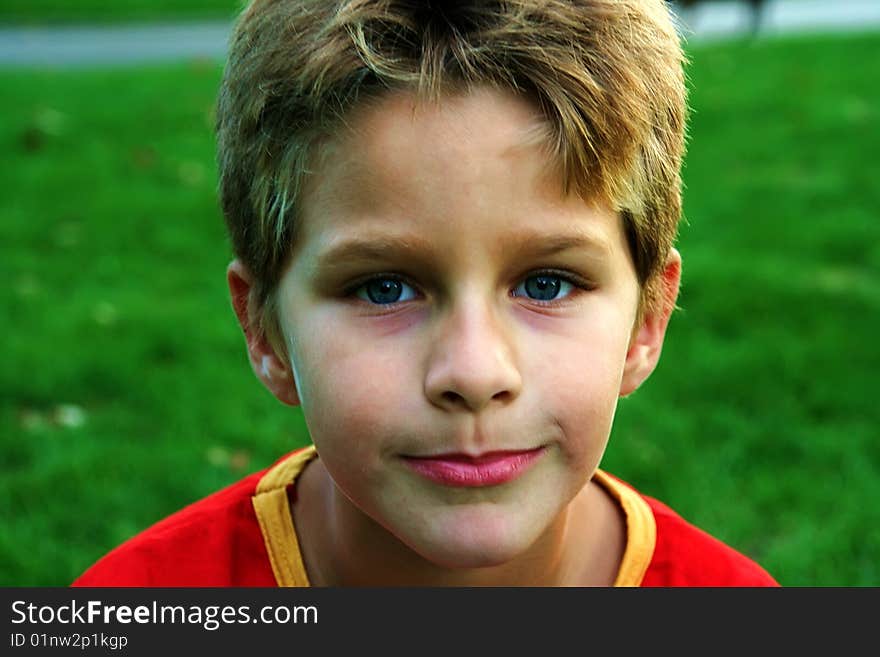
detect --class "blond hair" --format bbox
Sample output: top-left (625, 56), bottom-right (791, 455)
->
top-left (216, 0), bottom-right (687, 348)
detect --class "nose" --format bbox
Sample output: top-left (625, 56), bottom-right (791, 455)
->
top-left (424, 297), bottom-right (522, 413)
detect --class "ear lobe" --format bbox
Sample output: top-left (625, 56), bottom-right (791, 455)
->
top-left (227, 259), bottom-right (301, 407)
top-left (619, 249), bottom-right (681, 397)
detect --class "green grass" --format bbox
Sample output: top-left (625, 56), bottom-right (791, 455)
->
top-left (605, 32), bottom-right (880, 586)
top-left (0, 1), bottom-right (242, 24)
top-left (2, 32), bottom-right (879, 586)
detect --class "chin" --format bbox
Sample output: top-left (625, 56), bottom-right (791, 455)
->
top-left (402, 510), bottom-right (542, 571)
top-left (415, 542), bottom-right (524, 571)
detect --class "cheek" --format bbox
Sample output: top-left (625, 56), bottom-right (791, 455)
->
top-left (528, 317), bottom-right (632, 459)
top-left (290, 320), bottom-right (417, 456)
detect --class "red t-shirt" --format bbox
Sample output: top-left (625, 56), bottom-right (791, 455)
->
top-left (73, 448), bottom-right (778, 587)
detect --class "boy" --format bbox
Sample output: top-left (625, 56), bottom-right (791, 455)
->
top-left (75, 0), bottom-right (777, 586)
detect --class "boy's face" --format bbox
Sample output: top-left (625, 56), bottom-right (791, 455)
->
top-left (253, 87), bottom-right (673, 569)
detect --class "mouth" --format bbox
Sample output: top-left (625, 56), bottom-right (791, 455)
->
top-left (400, 446), bottom-right (547, 488)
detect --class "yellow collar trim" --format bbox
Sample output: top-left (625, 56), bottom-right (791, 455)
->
top-left (252, 446), bottom-right (318, 587)
top-left (253, 447), bottom-right (655, 587)
top-left (591, 470), bottom-right (657, 587)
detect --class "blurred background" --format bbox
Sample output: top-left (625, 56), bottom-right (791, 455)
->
top-left (1, 1), bottom-right (878, 586)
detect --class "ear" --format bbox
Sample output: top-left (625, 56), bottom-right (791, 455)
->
top-left (227, 259), bottom-right (300, 406)
top-left (619, 248), bottom-right (682, 397)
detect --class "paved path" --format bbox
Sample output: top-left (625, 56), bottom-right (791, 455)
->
top-left (0, 0), bottom-right (878, 68)
top-left (676, 0), bottom-right (880, 40)
top-left (0, 21), bottom-right (230, 68)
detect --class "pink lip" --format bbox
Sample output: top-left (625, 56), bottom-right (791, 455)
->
top-left (401, 447), bottom-right (546, 487)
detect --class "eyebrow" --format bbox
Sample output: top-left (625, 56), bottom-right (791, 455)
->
top-left (312, 230), bottom-right (611, 272)
top-left (313, 235), bottom-right (436, 272)
top-left (503, 231), bottom-right (612, 259)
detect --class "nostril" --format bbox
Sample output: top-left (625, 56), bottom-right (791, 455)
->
top-left (492, 390), bottom-right (511, 402)
top-left (439, 388), bottom-right (511, 409)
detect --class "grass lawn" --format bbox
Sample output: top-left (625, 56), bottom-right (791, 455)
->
top-left (2, 32), bottom-right (879, 586)
top-left (0, 1), bottom-right (242, 24)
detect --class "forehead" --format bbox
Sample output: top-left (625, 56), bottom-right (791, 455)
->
top-left (306, 88), bottom-right (552, 202)
top-left (296, 86), bottom-right (623, 259)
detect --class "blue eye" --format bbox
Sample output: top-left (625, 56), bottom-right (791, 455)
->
top-left (355, 277), bottom-right (418, 305)
top-left (513, 274), bottom-right (574, 301)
